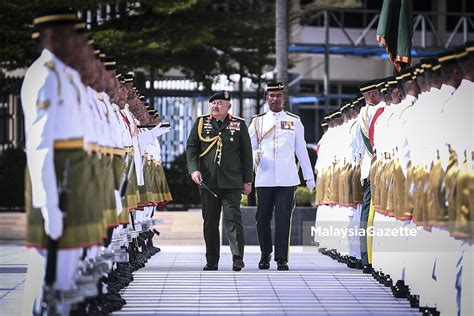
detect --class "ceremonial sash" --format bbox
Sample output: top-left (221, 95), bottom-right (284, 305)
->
top-left (369, 107), bottom-right (385, 149)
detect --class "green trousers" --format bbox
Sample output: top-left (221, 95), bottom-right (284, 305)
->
top-left (200, 188), bottom-right (244, 264)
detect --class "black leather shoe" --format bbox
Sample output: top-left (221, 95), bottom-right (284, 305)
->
top-left (203, 263), bottom-right (218, 271)
top-left (384, 275), bottom-right (393, 287)
top-left (409, 294), bottom-right (420, 308)
top-left (362, 264), bottom-right (373, 274)
top-left (232, 256), bottom-right (244, 271)
top-left (277, 259), bottom-right (289, 271)
top-left (258, 254), bottom-right (271, 270)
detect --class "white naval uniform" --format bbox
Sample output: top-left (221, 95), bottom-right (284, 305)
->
top-left (314, 127), bottom-right (334, 250)
top-left (248, 110), bottom-right (314, 187)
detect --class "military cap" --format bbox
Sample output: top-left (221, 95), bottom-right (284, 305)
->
top-left (375, 79), bottom-right (386, 89)
top-left (99, 52), bottom-right (107, 61)
top-left (464, 41), bottom-right (474, 57)
top-left (266, 82), bottom-right (284, 92)
top-left (104, 56), bottom-right (116, 71)
top-left (386, 76), bottom-right (398, 88)
top-left (116, 74), bottom-right (125, 83)
top-left (457, 47), bottom-right (469, 62)
top-left (359, 79), bottom-right (379, 93)
top-left (438, 47), bottom-right (462, 65)
top-left (421, 57), bottom-right (441, 72)
top-left (139, 95), bottom-right (146, 101)
top-left (33, 8), bottom-right (77, 29)
top-left (74, 19), bottom-right (87, 34)
top-left (209, 90), bottom-right (231, 103)
top-left (398, 67), bottom-right (415, 81)
top-left (92, 45), bottom-right (101, 57)
top-left (31, 8), bottom-right (78, 39)
top-left (340, 101), bottom-right (351, 112)
top-left (124, 72), bottom-right (134, 84)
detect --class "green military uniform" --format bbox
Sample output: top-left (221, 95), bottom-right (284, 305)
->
top-left (186, 95), bottom-right (253, 265)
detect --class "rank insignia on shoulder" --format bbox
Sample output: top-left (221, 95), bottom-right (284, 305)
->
top-left (37, 100), bottom-right (51, 110)
top-left (280, 121), bottom-right (294, 130)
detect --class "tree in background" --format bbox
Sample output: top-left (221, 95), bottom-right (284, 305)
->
top-left (0, 1), bottom-right (275, 95)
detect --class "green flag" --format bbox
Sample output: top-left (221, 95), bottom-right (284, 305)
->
top-left (376, 0), bottom-right (413, 71)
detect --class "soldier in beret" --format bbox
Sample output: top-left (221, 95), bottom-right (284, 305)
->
top-left (186, 91), bottom-right (253, 271)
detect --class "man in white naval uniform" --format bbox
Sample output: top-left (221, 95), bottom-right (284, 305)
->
top-left (249, 82), bottom-right (315, 270)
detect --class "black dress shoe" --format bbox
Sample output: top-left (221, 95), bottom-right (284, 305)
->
top-left (409, 294), bottom-right (420, 308)
top-left (258, 254), bottom-right (271, 270)
top-left (232, 256), bottom-right (245, 271)
top-left (203, 263), bottom-right (218, 271)
top-left (277, 259), bottom-right (289, 271)
top-left (384, 275), bottom-right (393, 287)
top-left (419, 306), bottom-right (440, 316)
top-left (362, 264), bottom-right (373, 274)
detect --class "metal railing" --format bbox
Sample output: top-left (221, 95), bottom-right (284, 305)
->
top-left (0, 79), bottom-right (24, 153)
top-left (293, 9), bottom-right (474, 49)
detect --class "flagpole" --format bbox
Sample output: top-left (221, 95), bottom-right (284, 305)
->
top-left (323, 10), bottom-right (330, 114)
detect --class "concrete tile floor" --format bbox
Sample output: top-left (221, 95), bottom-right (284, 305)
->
top-left (0, 244), bottom-right (420, 316)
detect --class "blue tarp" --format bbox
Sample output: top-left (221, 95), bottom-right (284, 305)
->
top-left (288, 43), bottom-right (444, 58)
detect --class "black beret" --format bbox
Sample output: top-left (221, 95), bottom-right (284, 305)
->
top-left (209, 91), bottom-right (231, 103)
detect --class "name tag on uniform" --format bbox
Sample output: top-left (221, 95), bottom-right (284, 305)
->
top-left (226, 122), bottom-right (241, 131)
top-left (281, 121), bottom-right (294, 130)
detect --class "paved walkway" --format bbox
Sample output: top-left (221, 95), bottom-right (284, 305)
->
top-left (114, 246), bottom-right (420, 315)
top-left (0, 244), bottom-right (420, 316)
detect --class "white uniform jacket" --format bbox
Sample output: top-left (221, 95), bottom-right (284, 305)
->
top-left (249, 110), bottom-right (314, 187)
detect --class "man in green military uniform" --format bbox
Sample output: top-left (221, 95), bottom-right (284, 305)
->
top-left (186, 91), bottom-right (253, 271)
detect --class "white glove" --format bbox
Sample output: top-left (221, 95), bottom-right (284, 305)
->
top-left (40, 205), bottom-right (64, 240)
top-left (306, 179), bottom-right (316, 191)
top-left (151, 123), bottom-right (171, 138)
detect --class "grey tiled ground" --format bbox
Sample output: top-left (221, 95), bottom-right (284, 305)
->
top-left (114, 246), bottom-right (420, 316)
top-left (0, 244), bottom-right (420, 316)
top-left (0, 244), bottom-right (27, 316)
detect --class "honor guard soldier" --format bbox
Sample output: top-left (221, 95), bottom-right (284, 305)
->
top-left (21, 8), bottom-right (106, 315)
top-left (248, 82), bottom-right (315, 271)
top-left (186, 91), bottom-right (253, 271)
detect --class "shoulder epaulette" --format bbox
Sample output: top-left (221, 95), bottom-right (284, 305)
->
top-left (286, 111), bottom-right (299, 119)
top-left (44, 60), bottom-right (61, 98)
top-left (252, 113), bottom-right (265, 119)
top-left (231, 115), bottom-right (245, 121)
